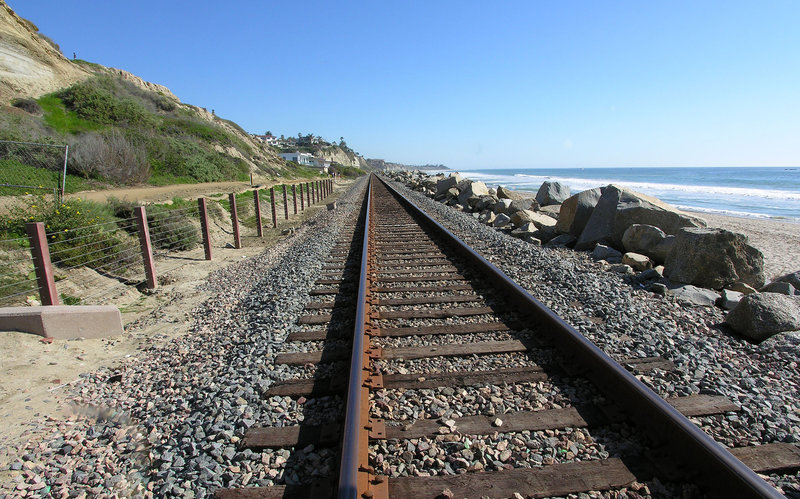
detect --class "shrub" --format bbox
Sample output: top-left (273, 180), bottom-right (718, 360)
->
top-left (0, 197), bottom-right (139, 277)
top-left (68, 130), bottom-right (150, 183)
top-left (57, 81), bottom-right (155, 128)
top-left (11, 98), bottom-right (43, 115)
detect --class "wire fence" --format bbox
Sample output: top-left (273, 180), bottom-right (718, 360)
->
top-left (0, 180), bottom-right (335, 307)
top-left (0, 236), bottom-right (39, 306)
top-left (0, 140), bottom-right (68, 200)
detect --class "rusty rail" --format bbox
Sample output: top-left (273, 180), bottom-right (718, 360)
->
top-left (338, 175), bottom-right (374, 499)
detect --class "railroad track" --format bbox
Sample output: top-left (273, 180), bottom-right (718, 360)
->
top-left (218, 175), bottom-right (798, 498)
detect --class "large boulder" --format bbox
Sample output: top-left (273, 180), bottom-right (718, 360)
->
top-left (457, 181), bottom-right (490, 207)
top-left (492, 199), bottom-right (513, 214)
top-left (664, 227), bottom-right (765, 289)
top-left (509, 210), bottom-right (557, 230)
top-left (535, 181), bottom-right (571, 206)
top-left (622, 224), bottom-right (675, 264)
top-left (574, 185), bottom-right (706, 250)
top-left (775, 271), bottom-right (800, 294)
top-left (537, 204), bottom-right (561, 219)
top-left (436, 174), bottom-right (462, 195)
top-left (475, 195), bottom-right (497, 211)
top-left (760, 281), bottom-right (796, 295)
top-left (492, 213), bottom-right (511, 228)
top-left (725, 293), bottom-right (800, 342)
top-left (592, 244), bottom-right (622, 262)
top-left (497, 185), bottom-right (523, 200)
top-left (505, 199), bottom-right (534, 215)
top-left (555, 187), bottom-right (604, 238)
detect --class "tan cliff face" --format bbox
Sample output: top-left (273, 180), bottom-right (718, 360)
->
top-left (0, 0), bottom-right (91, 103)
top-left (316, 146), bottom-right (370, 169)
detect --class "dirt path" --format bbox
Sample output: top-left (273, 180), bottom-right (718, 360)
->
top-left (64, 178), bottom-right (316, 205)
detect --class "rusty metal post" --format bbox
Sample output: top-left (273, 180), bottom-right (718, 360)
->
top-left (270, 187), bottom-right (277, 228)
top-left (198, 198), bottom-right (212, 260)
top-left (306, 182), bottom-right (312, 206)
top-left (134, 206), bottom-right (158, 290)
top-left (300, 183), bottom-right (305, 211)
top-left (229, 193), bottom-right (241, 249)
top-left (282, 185), bottom-right (289, 220)
top-left (253, 190), bottom-right (263, 237)
top-left (292, 184), bottom-right (298, 214)
top-left (25, 222), bottom-right (59, 305)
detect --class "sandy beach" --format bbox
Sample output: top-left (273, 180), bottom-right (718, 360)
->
top-left (687, 211), bottom-right (800, 282)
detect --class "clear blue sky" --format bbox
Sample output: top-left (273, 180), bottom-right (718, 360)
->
top-left (9, 1), bottom-right (800, 169)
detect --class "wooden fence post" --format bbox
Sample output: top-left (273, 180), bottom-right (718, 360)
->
top-left (306, 182), bottom-right (311, 206)
top-left (25, 222), bottom-right (59, 305)
top-left (198, 198), bottom-right (212, 260)
top-left (282, 185), bottom-right (289, 220)
top-left (253, 190), bottom-right (263, 237)
top-left (300, 183), bottom-right (305, 211)
top-left (270, 187), bottom-right (277, 228)
top-left (134, 207), bottom-right (158, 290)
top-left (229, 193), bottom-right (241, 249)
top-left (292, 184), bottom-right (298, 214)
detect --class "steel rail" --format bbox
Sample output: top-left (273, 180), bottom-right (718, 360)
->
top-left (376, 174), bottom-right (781, 498)
top-left (338, 175), bottom-right (373, 499)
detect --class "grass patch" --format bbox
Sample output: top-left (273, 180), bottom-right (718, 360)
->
top-left (38, 94), bottom-right (103, 134)
top-left (0, 159), bottom-right (94, 196)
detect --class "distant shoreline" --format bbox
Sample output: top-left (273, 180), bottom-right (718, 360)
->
top-left (432, 166), bottom-right (800, 222)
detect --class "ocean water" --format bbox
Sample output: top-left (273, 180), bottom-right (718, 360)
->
top-left (438, 167), bottom-right (800, 222)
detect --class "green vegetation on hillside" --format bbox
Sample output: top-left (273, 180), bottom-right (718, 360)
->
top-left (1, 73), bottom-right (288, 188)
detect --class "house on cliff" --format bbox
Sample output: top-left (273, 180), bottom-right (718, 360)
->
top-left (279, 151), bottom-right (329, 173)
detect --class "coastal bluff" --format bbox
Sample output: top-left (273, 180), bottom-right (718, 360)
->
top-left (388, 170), bottom-right (800, 343)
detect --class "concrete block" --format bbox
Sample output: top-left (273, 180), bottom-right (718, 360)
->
top-left (0, 305), bottom-right (123, 339)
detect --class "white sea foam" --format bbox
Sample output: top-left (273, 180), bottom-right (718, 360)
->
top-left (509, 174), bottom-right (800, 201)
top-left (445, 168), bottom-right (800, 221)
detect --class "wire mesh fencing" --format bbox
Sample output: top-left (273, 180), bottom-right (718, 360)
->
top-left (45, 217), bottom-right (145, 305)
top-left (146, 205), bottom-right (204, 278)
top-left (0, 181), bottom-right (335, 307)
top-left (0, 235), bottom-right (39, 306)
top-left (0, 140), bottom-right (68, 200)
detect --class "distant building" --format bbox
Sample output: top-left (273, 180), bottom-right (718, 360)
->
top-left (310, 157), bottom-right (331, 173)
top-left (279, 151), bottom-right (314, 166)
top-left (252, 133), bottom-right (280, 146)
